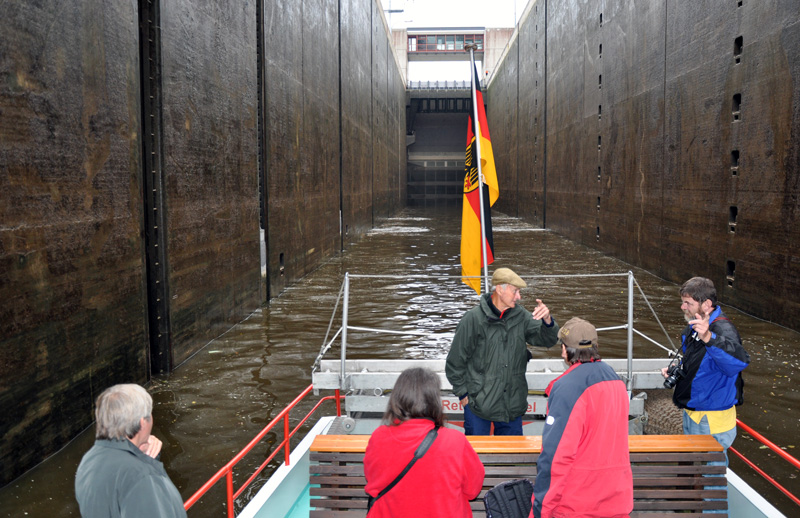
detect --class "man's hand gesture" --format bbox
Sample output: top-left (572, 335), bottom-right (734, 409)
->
top-left (689, 312), bottom-right (712, 343)
top-left (532, 299), bottom-right (552, 325)
top-left (139, 435), bottom-right (163, 459)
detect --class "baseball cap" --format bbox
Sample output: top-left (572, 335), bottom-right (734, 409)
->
top-left (558, 317), bottom-right (598, 348)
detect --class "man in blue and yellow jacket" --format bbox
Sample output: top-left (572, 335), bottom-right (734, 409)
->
top-left (662, 276), bottom-right (750, 462)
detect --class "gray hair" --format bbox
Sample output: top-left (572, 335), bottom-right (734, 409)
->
top-left (95, 384), bottom-right (152, 440)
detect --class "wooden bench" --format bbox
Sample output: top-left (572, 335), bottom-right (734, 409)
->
top-left (309, 434), bottom-right (727, 517)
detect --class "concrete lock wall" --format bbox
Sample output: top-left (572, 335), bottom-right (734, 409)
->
top-left (0, 0), bottom-right (406, 484)
top-left (162, 2), bottom-right (261, 366)
top-left (266, 0), bottom-right (407, 292)
top-left (0, 0), bottom-right (147, 485)
top-left (487, 0), bottom-right (800, 329)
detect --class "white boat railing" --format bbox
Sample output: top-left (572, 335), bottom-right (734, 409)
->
top-left (311, 271), bottom-right (679, 392)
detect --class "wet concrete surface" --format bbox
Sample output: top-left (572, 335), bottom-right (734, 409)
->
top-left (0, 207), bottom-right (798, 517)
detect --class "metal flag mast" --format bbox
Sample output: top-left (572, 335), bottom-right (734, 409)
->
top-left (465, 43), bottom-right (490, 295)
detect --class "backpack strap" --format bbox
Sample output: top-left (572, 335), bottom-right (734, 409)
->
top-left (367, 426), bottom-right (439, 511)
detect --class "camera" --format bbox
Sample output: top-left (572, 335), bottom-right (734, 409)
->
top-left (663, 360), bottom-right (684, 389)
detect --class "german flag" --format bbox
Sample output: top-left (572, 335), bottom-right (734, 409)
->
top-left (461, 64), bottom-right (499, 294)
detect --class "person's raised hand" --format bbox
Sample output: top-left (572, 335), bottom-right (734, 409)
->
top-left (139, 435), bottom-right (163, 459)
top-left (532, 299), bottom-right (552, 325)
top-left (689, 312), bottom-right (711, 343)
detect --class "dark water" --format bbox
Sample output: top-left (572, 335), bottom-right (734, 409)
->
top-left (1, 207), bottom-right (798, 517)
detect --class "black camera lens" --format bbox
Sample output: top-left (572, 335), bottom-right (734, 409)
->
top-left (663, 363), bottom-right (683, 389)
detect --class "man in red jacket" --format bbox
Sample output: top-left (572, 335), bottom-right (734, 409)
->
top-left (531, 318), bottom-right (633, 518)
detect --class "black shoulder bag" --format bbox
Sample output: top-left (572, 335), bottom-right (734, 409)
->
top-left (367, 426), bottom-right (439, 511)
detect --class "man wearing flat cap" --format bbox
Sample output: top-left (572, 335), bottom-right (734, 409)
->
top-left (446, 267), bottom-right (559, 435)
top-left (532, 317), bottom-right (632, 518)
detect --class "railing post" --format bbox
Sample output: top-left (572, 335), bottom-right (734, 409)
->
top-left (283, 414), bottom-right (291, 466)
top-left (737, 419), bottom-right (800, 470)
top-left (627, 271), bottom-right (634, 390)
top-left (226, 471), bottom-right (234, 518)
top-left (335, 388), bottom-right (342, 416)
top-left (341, 273), bottom-right (350, 391)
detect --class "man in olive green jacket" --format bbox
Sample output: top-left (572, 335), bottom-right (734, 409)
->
top-left (446, 268), bottom-right (559, 435)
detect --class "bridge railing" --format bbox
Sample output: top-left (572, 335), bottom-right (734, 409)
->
top-left (407, 79), bottom-right (483, 90)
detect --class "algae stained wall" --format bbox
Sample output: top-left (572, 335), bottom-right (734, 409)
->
top-left (265, 0), bottom-right (407, 291)
top-left (0, 0), bottom-right (406, 484)
top-left (488, 34), bottom-right (520, 218)
top-left (161, 1), bottom-right (262, 366)
top-left (515, 5), bottom-right (547, 226)
top-left (661, 1), bottom-right (800, 328)
top-left (341, 0), bottom-right (376, 245)
top-left (488, 0), bottom-right (800, 329)
top-left (263, 0), bottom-right (342, 296)
top-left (0, 0), bottom-right (147, 484)
top-left (371, 0), bottom-right (408, 225)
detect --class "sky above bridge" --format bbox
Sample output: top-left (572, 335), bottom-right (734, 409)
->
top-left (385, 0), bottom-right (525, 29)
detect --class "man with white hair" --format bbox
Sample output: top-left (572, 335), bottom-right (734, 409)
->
top-left (75, 383), bottom-right (186, 517)
top-left (446, 267), bottom-right (559, 435)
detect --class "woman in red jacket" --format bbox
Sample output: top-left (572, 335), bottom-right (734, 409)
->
top-left (364, 367), bottom-right (485, 518)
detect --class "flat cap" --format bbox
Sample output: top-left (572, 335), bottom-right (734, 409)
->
top-left (558, 317), bottom-right (598, 348)
top-left (491, 268), bottom-right (527, 289)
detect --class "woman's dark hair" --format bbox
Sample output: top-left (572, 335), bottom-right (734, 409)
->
top-left (383, 367), bottom-right (444, 427)
top-left (563, 341), bottom-right (602, 364)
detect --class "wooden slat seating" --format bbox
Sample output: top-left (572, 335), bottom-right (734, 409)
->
top-left (309, 434), bottom-right (727, 517)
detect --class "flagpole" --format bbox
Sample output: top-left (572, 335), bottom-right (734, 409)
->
top-left (466, 44), bottom-right (490, 295)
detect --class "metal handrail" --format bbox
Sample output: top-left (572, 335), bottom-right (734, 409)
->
top-left (314, 271), bottom-right (675, 392)
top-left (406, 79), bottom-right (485, 90)
top-left (183, 386), bottom-right (343, 517)
top-left (730, 418), bottom-right (800, 508)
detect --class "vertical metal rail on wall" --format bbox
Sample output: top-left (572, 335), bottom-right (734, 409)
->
top-left (340, 273), bottom-right (350, 390)
top-left (337, 0), bottom-right (345, 253)
top-left (627, 271), bottom-right (634, 388)
top-left (256, 0), bottom-right (270, 301)
top-left (542, 0), bottom-right (548, 228)
top-left (138, 0), bottom-right (172, 374)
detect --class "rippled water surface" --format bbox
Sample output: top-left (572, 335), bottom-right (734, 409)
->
top-left (1, 208), bottom-right (798, 517)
